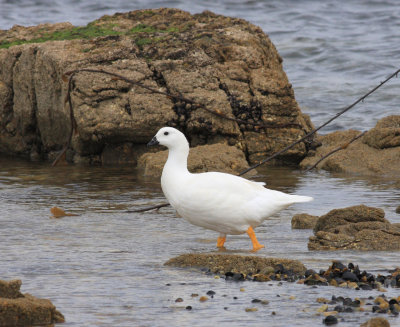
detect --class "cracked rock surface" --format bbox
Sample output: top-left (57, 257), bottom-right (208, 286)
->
top-left (308, 205), bottom-right (400, 251)
top-left (0, 8), bottom-right (312, 169)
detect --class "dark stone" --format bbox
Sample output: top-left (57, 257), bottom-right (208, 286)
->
top-left (343, 298), bottom-right (353, 306)
top-left (323, 315), bottom-right (338, 325)
top-left (206, 290), bottom-right (216, 296)
top-left (186, 306), bottom-right (192, 310)
top-left (359, 284), bottom-right (372, 291)
top-left (334, 305), bottom-right (344, 312)
top-left (251, 299), bottom-right (261, 303)
top-left (332, 261), bottom-right (346, 271)
top-left (372, 305), bottom-right (380, 312)
top-left (342, 271), bottom-right (359, 282)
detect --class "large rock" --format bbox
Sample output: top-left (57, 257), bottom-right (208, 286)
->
top-left (300, 116), bottom-right (400, 176)
top-left (308, 205), bottom-right (400, 251)
top-left (0, 8), bottom-right (312, 167)
top-left (0, 279), bottom-right (64, 326)
top-left (137, 142), bottom-right (254, 177)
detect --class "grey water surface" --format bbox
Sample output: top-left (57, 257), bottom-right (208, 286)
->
top-left (0, 0), bottom-right (400, 326)
top-left (0, 156), bottom-right (400, 326)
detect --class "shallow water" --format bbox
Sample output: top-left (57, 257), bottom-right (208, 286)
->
top-left (0, 156), bottom-right (399, 326)
top-left (1, 1), bottom-right (400, 325)
top-left (1, 0), bottom-right (399, 131)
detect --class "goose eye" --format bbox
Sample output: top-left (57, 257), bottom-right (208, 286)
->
top-left (164, 131), bottom-right (169, 136)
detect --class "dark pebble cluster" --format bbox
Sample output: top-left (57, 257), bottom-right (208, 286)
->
top-left (205, 261), bottom-right (400, 293)
top-left (300, 262), bottom-right (400, 291)
top-left (319, 294), bottom-right (400, 325)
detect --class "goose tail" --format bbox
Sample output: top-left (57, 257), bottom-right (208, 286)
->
top-left (290, 195), bottom-right (314, 203)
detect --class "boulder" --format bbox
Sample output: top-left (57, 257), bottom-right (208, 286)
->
top-left (165, 253), bottom-right (306, 276)
top-left (0, 279), bottom-right (64, 326)
top-left (308, 205), bottom-right (400, 251)
top-left (291, 213), bottom-right (319, 229)
top-left (0, 8), bottom-right (312, 167)
top-left (300, 116), bottom-right (400, 176)
top-left (137, 142), bottom-right (254, 177)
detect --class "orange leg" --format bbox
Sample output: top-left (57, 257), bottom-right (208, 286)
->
top-left (246, 226), bottom-right (264, 252)
top-left (217, 234), bottom-right (226, 248)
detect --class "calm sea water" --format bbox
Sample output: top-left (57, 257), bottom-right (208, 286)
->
top-left (1, 0), bottom-right (399, 131)
top-left (0, 1), bottom-right (400, 326)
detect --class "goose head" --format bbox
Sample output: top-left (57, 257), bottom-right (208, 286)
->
top-left (147, 127), bottom-right (189, 152)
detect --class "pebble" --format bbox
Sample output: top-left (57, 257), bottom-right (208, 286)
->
top-left (206, 290), bottom-right (216, 296)
top-left (185, 306), bottom-right (192, 310)
top-left (245, 307), bottom-right (258, 312)
top-left (323, 315), bottom-right (338, 325)
top-left (317, 298), bottom-right (330, 304)
top-left (240, 288), bottom-right (245, 292)
top-left (199, 296), bottom-right (209, 302)
top-left (175, 298), bottom-right (183, 303)
top-left (317, 304), bottom-right (329, 313)
top-left (323, 311), bottom-right (338, 317)
top-left (191, 293), bottom-right (198, 297)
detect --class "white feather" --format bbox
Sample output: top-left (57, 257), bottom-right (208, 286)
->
top-left (153, 127), bottom-right (313, 235)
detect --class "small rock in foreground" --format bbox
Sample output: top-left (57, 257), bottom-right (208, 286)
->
top-left (165, 253), bottom-right (306, 277)
top-left (360, 317), bottom-right (391, 327)
top-left (0, 279), bottom-right (64, 326)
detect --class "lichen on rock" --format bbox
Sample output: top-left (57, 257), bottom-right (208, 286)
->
top-left (308, 205), bottom-right (400, 251)
top-left (0, 8), bottom-right (312, 169)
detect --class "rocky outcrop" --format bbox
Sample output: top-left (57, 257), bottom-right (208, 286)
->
top-left (308, 205), bottom-right (400, 251)
top-left (291, 213), bottom-right (319, 229)
top-left (0, 279), bottom-right (64, 326)
top-left (165, 253), bottom-right (306, 276)
top-left (300, 116), bottom-right (400, 176)
top-left (0, 8), bottom-right (312, 168)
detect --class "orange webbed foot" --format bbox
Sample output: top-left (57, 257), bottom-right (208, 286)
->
top-left (217, 234), bottom-right (226, 248)
top-left (246, 226), bottom-right (264, 252)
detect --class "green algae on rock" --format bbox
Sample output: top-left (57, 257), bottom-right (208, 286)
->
top-left (0, 8), bottom-right (312, 168)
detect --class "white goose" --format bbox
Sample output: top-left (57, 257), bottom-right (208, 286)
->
top-left (148, 127), bottom-right (313, 252)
